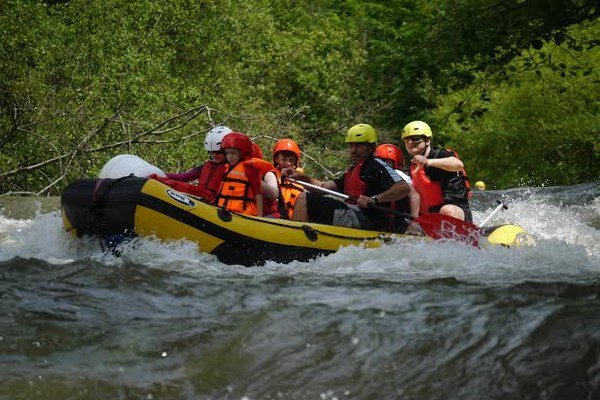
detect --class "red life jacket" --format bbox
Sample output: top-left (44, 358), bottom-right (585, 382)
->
top-left (410, 165), bottom-right (445, 214)
top-left (249, 159), bottom-right (279, 217)
top-left (410, 148), bottom-right (471, 214)
top-left (196, 161), bottom-right (227, 203)
top-left (343, 159), bottom-right (404, 231)
top-left (343, 161), bottom-right (368, 198)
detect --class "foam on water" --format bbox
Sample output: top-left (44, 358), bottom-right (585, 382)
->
top-left (472, 185), bottom-right (600, 257)
top-left (0, 211), bottom-right (78, 264)
top-left (1, 183), bottom-right (599, 284)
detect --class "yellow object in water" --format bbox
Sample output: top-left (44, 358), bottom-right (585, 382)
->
top-left (475, 181), bottom-right (486, 190)
top-left (485, 224), bottom-right (536, 247)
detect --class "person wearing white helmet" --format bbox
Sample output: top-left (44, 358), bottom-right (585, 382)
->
top-left (159, 125), bottom-right (233, 203)
top-left (401, 121), bottom-right (473, 222)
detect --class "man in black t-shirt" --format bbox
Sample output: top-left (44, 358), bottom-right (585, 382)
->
top-left (285, 124), bottom-right (410, 232)
top-left (402, 121), bottom-right (473, 222)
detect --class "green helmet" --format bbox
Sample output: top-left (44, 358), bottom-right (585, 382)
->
top-left (345, 124), bottom-right (378, 144)
top-left (401, 121), bottom-right (432, 140)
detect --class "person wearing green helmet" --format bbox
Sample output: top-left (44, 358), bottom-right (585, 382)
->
top-left (401, 120), bottom-right (473, 222)
top-left (283, 124), bottom-right (411, 232)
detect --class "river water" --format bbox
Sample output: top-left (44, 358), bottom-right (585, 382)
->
top-left (1, 183), bottom-right (599, 400)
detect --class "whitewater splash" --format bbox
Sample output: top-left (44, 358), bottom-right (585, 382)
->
top-left (1, 183), bottom-right (599, 283)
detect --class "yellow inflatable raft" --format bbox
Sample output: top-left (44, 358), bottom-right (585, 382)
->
top-left (61, 177), bottom-right (532, 266)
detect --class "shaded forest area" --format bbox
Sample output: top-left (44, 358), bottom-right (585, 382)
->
top-left (1, 0), bottom-right (598, 194)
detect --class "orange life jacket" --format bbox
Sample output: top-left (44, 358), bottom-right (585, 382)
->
top-left (216, 158), bottom-right (276, 216)
top-left (273, 169), bottom-right (304, 219)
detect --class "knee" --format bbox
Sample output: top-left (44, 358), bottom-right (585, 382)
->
top-left (292, 192), bottom-right (308, 221)
top-left (439, 204), bottom-right (465, 221)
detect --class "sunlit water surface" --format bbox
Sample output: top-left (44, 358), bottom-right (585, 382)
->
top-left (1, 183), bottom-right (599, 399)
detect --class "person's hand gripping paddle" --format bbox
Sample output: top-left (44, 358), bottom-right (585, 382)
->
top-left (286, 178), bottom-right (482, 246)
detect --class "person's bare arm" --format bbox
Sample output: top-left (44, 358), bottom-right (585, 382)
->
top-left (412, 155), bottom-right (463, 172)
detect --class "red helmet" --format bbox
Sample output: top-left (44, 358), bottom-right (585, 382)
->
top-left (374, 144), bottom-right (403, 169)
top-left (251, 142), bottom-right (264, 159)
top-left (273, 139), bottom-right (301, 162)
top-left (221, 132), bottom-right (253, 160)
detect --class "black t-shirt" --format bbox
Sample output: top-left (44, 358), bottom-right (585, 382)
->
top-left (425, 146), bottom-right (470, 203)
top-left (334, 156), bottom-right (403, 195)
top-left (334, 156), bottom-right (405, 228)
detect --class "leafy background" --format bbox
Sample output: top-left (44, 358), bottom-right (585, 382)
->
top-left (1, 0), bottom-right (598, 194)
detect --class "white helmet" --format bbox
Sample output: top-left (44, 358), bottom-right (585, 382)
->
top-left (204, 125), bottom-right (233, 151)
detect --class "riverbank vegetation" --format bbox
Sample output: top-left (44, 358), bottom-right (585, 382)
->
top-left (1, 0), bottom-right (598, 194)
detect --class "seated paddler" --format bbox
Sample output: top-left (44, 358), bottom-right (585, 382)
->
top-left (148, 125), bottom-right (231, 202)
top-left (401, 120), bottom-right (473, 222)
top-left (215, 132), bottom-right (278, 217)
top-left (250, 141), bottom-right (281, 218)
top-left (374, 143), bottom-right (421, 232)
top-left (271, 138), bottom-right (305, 219)
top-left (283, 124), bottom-right (411, 232)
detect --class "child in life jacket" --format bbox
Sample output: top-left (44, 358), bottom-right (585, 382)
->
top-left (250, 141), bottom-right (282, 218)
top-left (272, 139), bottom-right (304, 219)
top-left (215, 132), bottom-right (278, 217)
top-left (152, 125), bottom-right (232, 203)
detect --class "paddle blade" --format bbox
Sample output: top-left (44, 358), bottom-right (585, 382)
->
top-left (415, 213), bottom-right (483, 246)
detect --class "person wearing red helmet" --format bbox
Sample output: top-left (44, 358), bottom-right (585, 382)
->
top-left (374, 144), bottom-right (421, 231)
top-left (215, 132), bottom-right (278, 216)
top-left (272, 139), bottom-right (304, 219)
top-left (374, 144), bottom-right (404, 173)
top-left (249, 140), bottom-right (283, 218)
top-left (374, 143), bottom-right (421, 218)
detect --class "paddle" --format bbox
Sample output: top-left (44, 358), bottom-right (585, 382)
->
top-left (286, 178), bottom-right (482, 245)
top-left (480, 200), bottom-right (508, 227)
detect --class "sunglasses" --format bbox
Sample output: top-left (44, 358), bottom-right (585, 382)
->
top-left (403, 136), bottom-right (425, 144)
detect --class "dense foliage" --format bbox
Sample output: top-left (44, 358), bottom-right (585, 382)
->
top-left (1, 0), bottom-right (598, 194)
